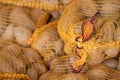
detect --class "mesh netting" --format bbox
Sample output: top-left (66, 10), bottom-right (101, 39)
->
top-left (30, 21), bottom-right (65, 66)
top-left (0, 0), bottom-right (74, 10)
top-left (0, 0), bottom-right (119, 79)
top-left (102, 59), bottom-right (118, 70)
top-left (0, 38), bottom-right (47, 80)
top-left (58, 0), bottom-right (120, 70)
top-left (77, 0), bottom-right (120, 18)
top-left (85, 64), bottom-right (120, 80)
top-left (40, 63), bottom-right (120, 80)
top-left (50, 55), bottom-right (80, 73)
top-left (39, 71), bottom-right (89, 80)
top-left (0, 4), bottom-right (50, 47)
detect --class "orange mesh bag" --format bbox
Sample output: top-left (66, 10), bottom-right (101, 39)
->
top-left (21, 48), bottom-right (47, 79)
top-left (77, 0), bottom-right (120, 19)
top-left (0, 5), bottom-right (35, 47)
top-left (39, 71), bottom-right (89, 80)
top-left (0, 4), bottom-right (50, 47)
top-left (50, 55), bottom-right (81, 73)
top-left (58, 0), bottom-right (120, 72)
top-left (64, 73), bottom-right (89, 80)
top-left (77, 0), bottom-right (98, 17)
top-left (0, 50), bottom-right (26, 74)
top-left (102, 59), bottom-right (118, 70)
top-left (27, 66), bottom-right (38, 80)
top-left (30, 9), bottom-right (50, 26)
top-left (0, 51), bottom-right (16, 73)
top-left (0, 6), bottom-right (12, 36)
top-left (39, 71), bottom-right (66, 80)
top-left (98, 0), bottom-right (120, 19)
top-left (0, 38), bottom-right (47, 80)
top-left (29, 21), bottom-right (65, 66)
top-left (0, 0), bottom-right (74, 10)
top-left (85, 64), bottom-right (120, 80)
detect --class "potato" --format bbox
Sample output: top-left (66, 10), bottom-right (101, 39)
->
top-left (10, 7), bottom-right (35, 31)
top-left (0, 38), bottom-right (47, 80)
top-left (102, 59), bottom-right (118, 69)
top-left (100, 0), bottom-right (120, 19)
top-left (86, 64), bottom-right (120, 80)
top-left (50, 55), bottom-right (80, 73)
top-left (30, 21), bottom-right (65, 66)
top-left (78, 0), bottom-right (98, 17)
top-left (30, 9), bottom-right (50, 27)
top-left (39, 71), bottom-right (66, 80)
top-left (39, 71), bottom-right (89, 80)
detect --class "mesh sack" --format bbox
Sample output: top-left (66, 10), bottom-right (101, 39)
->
top-left (39, 71), bottom-right (89, 80)
top-left (85, 19), bottom-right (120, 65)
top-left (0, 0), bottom-right (73, 10)
top-left (76, 0), bottom-right (120, 18)
top-left (0, 4), bottom-right (34, 47)
top-left (64, 73), bottom-right (89, 80)
top-left (39, 71), bottom-right (66, 80)
top-left (30, 21), bottom-right (65, 66)
top-left (0, 72), bottom-right (31, 80)
top-left (27, 67), bottom-right (38, 80)
top-left (0, 6), bottom-right (12, 36)
top-left (98, 0), bottom-right (120, 19)
top-left (22, 48), bottom-right (47, 80)
top-left (50, 55), bottom-right (81, 73)
top-left (0, 38), bottom-right (47, 80)
top-left (102, 59), bottom-right (118, 69)
top-left (77, 0), bottom-right (98, 17)
top-left (85, 64), bottom-right (120, 80)
top-left (30, 9), bottom-right (50, 26)
top-left (0, 51), bottom-right (16, 73)
top-left (0, 4), bottom-right (50, 47)
top-left (58, 0), bottom-right (120, 70)
top-left (0, 41), bottom-right (27, 74)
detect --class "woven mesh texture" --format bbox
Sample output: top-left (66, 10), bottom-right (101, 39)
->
top-left (30, 21), bottom-right (65, 66)
top-left (50, 55), bottom-right (80, 73)
top-left (76, 0), bottom-right (120, 18)
top-left (85, 64), bottom-right (120, 80)
top-left (0, 4), bottom-right (50, 47)
top-left (57, 0), bottom-right (120, 69)
top-left (0, 0), bottom-right (74, 10)
top-left (0, 38), bottom-right (47, 80)
top-left (39, 71), bottom-right (89, 80)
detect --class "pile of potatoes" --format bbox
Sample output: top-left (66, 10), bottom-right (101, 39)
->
top-left (0, 0), bottom-right (119, 80)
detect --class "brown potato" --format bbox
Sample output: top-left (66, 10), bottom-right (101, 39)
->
top-left (102, 59), bottom-right (118, 69)
top-left (50, 55), bottom-right (80, 73)
top-left (100, 0), bottom-right (120, 19)
top-left (86, 64), bottom-right (120, 80)
top-left (30, 21), bottom-right (65, 66)
top-left (78, 0), bottom-right (98, 17)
